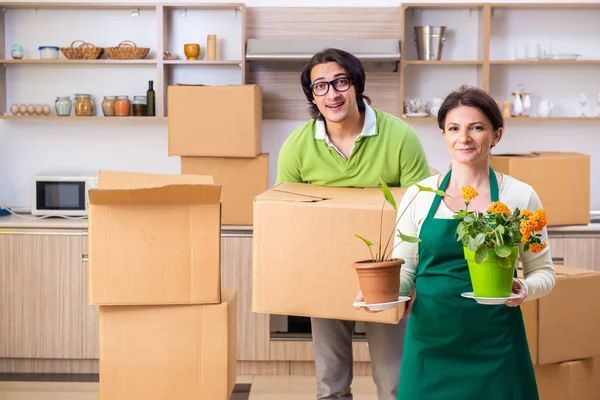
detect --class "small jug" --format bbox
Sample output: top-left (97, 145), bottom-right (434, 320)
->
top-left (537, 100), bottom-right (554, 118)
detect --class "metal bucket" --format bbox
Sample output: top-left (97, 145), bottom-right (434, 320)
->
top-left (414, 26), bottom-right (446, 60)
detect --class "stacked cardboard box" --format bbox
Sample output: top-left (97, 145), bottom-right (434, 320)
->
top-left (169, 84), bottom-right (269, 226)
top-left (88, 170), bottom-right (237, 400)
top-left (490, 152), bottom-right (590, 226)
top-left (519, 265), bottom-right (600, 399)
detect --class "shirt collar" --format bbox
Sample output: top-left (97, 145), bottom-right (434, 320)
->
top-left (314, 99), bottom-right (377, 141)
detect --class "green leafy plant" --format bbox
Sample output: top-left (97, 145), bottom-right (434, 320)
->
top-left (354, 177), bottom-right (450, 263)
top-left (454, 186), bottom-right (548, 266)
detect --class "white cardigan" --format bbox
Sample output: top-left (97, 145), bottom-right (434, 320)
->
top-left (393, 173), bottom-right (556, 301)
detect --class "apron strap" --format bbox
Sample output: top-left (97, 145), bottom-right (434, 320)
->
top-left (489, 166), bottom-right (499, 202)
top-left (426, 170), bottom-right (452, 220)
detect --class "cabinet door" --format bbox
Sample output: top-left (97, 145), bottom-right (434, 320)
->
top-left (0, 233), bottom-right (84, 359)
top-left (221, 235), bottom-right (270, 360)
top-left (82, 236), bottom-right (99, 359)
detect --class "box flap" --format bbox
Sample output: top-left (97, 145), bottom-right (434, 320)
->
top-left (97, 170), bottom-right (214, 189)
top-left (554, 264), bottom-right (598, 277)
top-left (89, 185), bottom-right (220, 205)
top-left (254, 182), bottom-right (406, 207)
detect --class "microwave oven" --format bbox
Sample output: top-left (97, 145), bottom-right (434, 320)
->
top-left (31, 174), bottom-right (97, 217)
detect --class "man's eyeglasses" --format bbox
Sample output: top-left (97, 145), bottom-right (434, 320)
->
top-left (310, 77), bottom-right (351, 97)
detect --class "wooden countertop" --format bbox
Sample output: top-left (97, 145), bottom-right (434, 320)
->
top-left (0, 214), bottom-right (598, 234)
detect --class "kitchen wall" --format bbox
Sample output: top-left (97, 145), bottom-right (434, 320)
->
top-left (1, 0), bottom-right (599, 214)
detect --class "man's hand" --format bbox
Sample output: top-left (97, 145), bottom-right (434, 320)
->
top-left (505, 278), bottom-right (527, 307)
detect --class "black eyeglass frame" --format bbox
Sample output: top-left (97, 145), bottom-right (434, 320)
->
top-left (309, 77), bottom-right (352, 97)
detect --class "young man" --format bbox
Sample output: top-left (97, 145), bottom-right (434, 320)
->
top-left (276, 48), bottom-right (431, 400)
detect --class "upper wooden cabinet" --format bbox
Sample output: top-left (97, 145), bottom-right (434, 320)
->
top-left (0, 232), bottom-right (86, 359)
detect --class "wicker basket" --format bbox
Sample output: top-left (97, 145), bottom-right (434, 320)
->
top-left (60, 40), bottom-right (104, 60)
top-left (105, 40), bottom-right (150, 60)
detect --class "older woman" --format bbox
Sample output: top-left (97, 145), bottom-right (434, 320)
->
top-left (391, 86), bottom-right (556, 399)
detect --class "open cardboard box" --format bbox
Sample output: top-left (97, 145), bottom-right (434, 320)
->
top-left (253, 182), bottom-right (407, 324)
top-left (88, 171), bottom-right (222, 305)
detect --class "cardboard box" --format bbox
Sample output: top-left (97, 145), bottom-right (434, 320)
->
top-left (88, 171), bottom-right (221, 305)
top-left (489, 152), bottom-right (590, 226)
top-left (181, 154), bottom-right (269, 226)
top-left (168, 85), bottom-right (262, 157)
top-left (521, 265), bottom-right (600, 365)
top-left (535, 358), bottom-right (598, 400)
top-left (98, 287), bottom-right (237, 400)
top-left (253, 182), bottom-right (407, 324)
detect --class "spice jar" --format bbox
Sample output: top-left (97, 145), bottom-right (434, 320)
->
top-left (55, 96), bottom-right (73, 116)
top-left (132, 96), bottom-right (147, 116)
top-left (102, 96), bottom-right (117, 116)
top-left (11, 45), bottom-right (24, 59)
top-left (114, 96), bottom-right (131, 116)
top-left (74, 94), bottom-right (93, 116)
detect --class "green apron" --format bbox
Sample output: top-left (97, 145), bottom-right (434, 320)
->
top-left (397, 168), bottom-right (538, 400)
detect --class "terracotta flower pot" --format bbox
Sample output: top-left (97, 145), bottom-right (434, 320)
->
top-left (353, 258), bottom-right (404, 304)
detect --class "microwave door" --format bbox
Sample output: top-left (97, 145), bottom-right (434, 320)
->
top-left (35, 181), bottom-right (86, 216)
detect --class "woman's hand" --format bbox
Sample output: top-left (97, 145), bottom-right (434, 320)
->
top-left (505, 278), bottom-right (527, 307)
top-left (402, 289), bottom-right (416, 318)
top-left (354, 291), bottom-right (382, 313)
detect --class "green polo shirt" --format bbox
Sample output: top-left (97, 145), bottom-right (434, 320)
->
top-left (275, 107), bottom-right (430, 188)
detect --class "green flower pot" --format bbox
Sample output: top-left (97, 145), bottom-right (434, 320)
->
top-left (464, 246), bottom-right (519, 298)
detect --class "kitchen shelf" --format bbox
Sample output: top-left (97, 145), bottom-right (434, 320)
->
top-left (0, 2), bottom-right (247, 118)
top-left (404, 60), bottom-right (483, 65)
top-left (490, 60), bottom-right (600, 65)
top-left (163, 60), bottom-right (243, 65)
top-left (402, 116), bottom-right (437, 121)
top-left (0, 116), bottom-right (167, 120)
top-left (1, 59), bottom-right (158, 65)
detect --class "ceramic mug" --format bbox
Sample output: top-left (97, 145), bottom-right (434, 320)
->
top-left (184, 44), bottom-right (200, 60)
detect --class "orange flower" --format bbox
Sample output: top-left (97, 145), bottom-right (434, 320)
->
top-left (530, 209), bottom-right (547, 231)
top-left (529, 242), bottom-right (547, 253)
top-left (462, 186), bottom-right (478, 202)
top-left (487, 201), bottom-right (512, 217)
top-left (520, 210), bottom-right (533, 217)
top-left (520, 219), bottom-right (532, 241)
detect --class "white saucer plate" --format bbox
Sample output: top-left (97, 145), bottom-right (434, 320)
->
top-left (353, 296), bottom-right (411, 311)
top-left (461, 292), bottom-right (520, 305)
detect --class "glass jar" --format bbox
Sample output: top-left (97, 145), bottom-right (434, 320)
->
top-left (132, 96), bottom-right (147, 117)
top-left (39, 46), bottom-right (59, 60)
top-left (55, 96), bottom-right (73, 116)
top-left (102, 96), bottom-right (117, 116)
top-left (114, 96), bottom-right (131, 116)
top-left (11, 45), bottom-right (24, 60)
top-left (74, 94), bottom-right (93, 116)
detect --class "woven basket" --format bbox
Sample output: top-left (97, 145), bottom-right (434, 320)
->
top-left (60, 40), bottom-right (104, 60)
top-left (105, 40), bottom-right (150, 60)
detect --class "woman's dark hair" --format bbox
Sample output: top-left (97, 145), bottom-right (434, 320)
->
top-left (300, 48), bottom-right (371, 120)
top-left (437, 85), bottom-right (504, 134)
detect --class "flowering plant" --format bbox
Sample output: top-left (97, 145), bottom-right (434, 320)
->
top-left (455, 186), bottom-right (547, 266)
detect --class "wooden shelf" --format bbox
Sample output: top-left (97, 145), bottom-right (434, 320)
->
top-left (1, 59), bottom-right (157, 65)
top-left (490, 60), bottom-right (600, 65)
top-left (507, 117), bottom-right (600, 121)
top-left (0, 116), bottom-right (167, 120)
top-left (404, 60), bottom-right (483, 65)
top-left (163, 60), bottom-right (243, 65)
top-left (402, 116), bottom-right (437, 121)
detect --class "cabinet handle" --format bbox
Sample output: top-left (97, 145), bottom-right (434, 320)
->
top-left (82, 255), bottom-right (89, 262)
top-left (552, 257), bottom-right (564, 265)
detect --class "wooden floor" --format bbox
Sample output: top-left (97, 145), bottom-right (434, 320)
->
top-left (0, 376), bottom-right (378, 400)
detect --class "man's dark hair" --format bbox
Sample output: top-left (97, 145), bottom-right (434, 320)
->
top-left (300, 48), bottom-right (371, 120)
